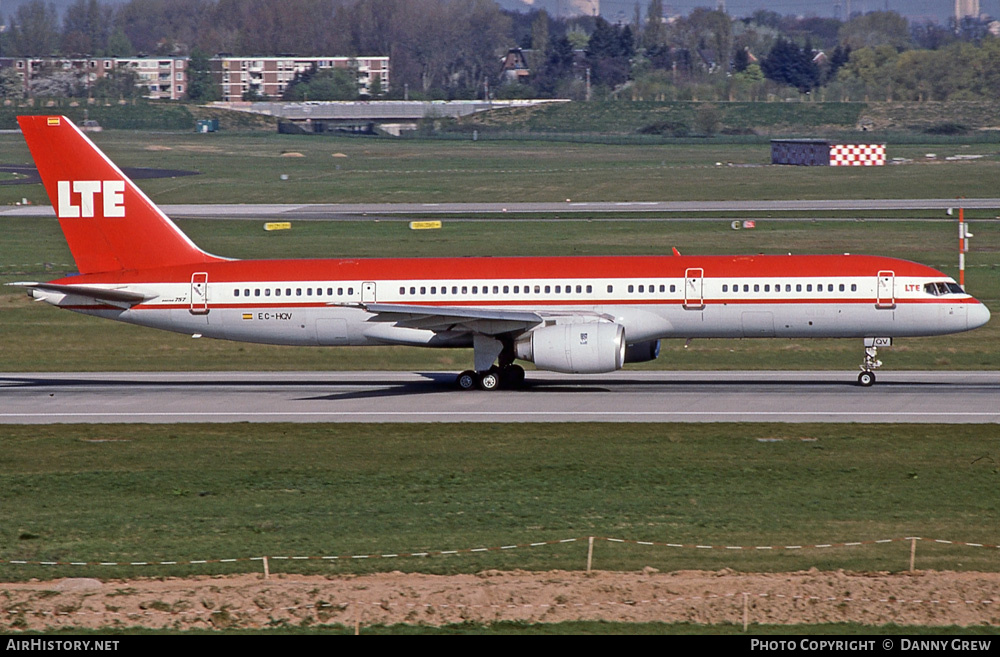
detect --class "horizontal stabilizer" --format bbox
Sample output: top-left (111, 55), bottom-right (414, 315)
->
top-left (8, 281), bottom-right (155, 307)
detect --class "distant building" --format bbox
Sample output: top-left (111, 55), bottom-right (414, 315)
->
top-left (209, 56), bottom-right (389, 101)
top-left (956, 0), bottom-right (981, 20)
top-left (563, 0), bottom-right (599, 17)
top-left (771, 140), bottom-right (885, 167)
top-left (117, 57), bottom-right (187, 100)
top-left (1, 56), bottom-right (187, 100)
top-left (499, 48), bottom-right (531, 83)
top-left (0, 55), bottom-right (387, 102)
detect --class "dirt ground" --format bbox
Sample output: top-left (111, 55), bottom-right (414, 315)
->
top-left (3, 569), bottom-right (1000, 631)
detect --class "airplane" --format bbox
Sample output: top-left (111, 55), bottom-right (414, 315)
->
top-left (10, 115), bottom-right (991, 389)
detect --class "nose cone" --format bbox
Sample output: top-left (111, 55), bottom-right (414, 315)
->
top-left (968, 302), bottom-right (991, 330)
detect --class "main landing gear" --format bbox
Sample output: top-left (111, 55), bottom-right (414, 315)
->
top-left (456, 364), bottom-right (526, 391)
top-left (858, 337), bottom-right (890, 387)
top-left (455, 334), bottom-right (526, 391)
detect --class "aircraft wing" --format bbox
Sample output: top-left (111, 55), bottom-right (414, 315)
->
top-left (8, 282), bottom-right (156, 309)
top-left (360, 303), bottom-right (544, 334)
top-left (356, 303), bottom-right (617, 336)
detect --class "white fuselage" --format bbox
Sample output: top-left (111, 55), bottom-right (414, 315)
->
top-left (35, 269), bottom-right (989, 348)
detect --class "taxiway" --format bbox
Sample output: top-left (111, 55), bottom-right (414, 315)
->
top-left (3, 199), bottom-right (1000, 220)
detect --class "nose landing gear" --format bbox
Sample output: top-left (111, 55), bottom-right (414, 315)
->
top-left (858, 337), bottom-right (890, 387)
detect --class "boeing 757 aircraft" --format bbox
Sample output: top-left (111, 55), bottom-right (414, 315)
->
top-left (12, 115), bottom-right (991, 389)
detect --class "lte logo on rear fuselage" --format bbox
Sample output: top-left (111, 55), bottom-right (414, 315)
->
top-left (57, 180), bottom-right (125, 218)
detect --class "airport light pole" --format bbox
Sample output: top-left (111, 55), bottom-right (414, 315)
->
top-left (951, 202), bottom-right (973, 288)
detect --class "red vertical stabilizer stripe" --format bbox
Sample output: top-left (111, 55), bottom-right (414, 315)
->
top-left (18, 115), bottom-right (223, 274)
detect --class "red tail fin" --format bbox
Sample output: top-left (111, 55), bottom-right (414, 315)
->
top-left (18, 115), bottom-right (223, 274)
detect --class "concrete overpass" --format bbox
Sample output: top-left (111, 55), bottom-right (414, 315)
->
top-left (210, 99), bottom-right (568, 135)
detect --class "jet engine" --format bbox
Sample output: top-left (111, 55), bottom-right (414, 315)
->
top-left (515, 323), bottom-right (625, 373)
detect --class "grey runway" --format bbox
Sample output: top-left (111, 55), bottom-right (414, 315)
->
top-left (1, 371), bottom-right (998, 424)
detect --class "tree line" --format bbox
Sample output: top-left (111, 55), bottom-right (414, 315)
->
top-left (3, 0), bottom-right (1000, 103)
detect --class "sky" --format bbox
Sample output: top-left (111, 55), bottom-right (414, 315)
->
top-left (502, 0), bottom-right (999, 23)
top-left (5, 0), bottom-right (998, 26)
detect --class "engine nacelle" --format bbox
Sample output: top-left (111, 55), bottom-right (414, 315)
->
top-left (624, 339), bottom-right (660, 364)
top-left (515, 323), bottom-right (625, 374)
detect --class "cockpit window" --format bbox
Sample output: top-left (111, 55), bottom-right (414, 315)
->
top-left (924, 281), bottom-right (965, 295)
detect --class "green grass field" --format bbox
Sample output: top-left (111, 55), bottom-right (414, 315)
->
top-left (2, 423), bottom-right (999, 581)
top-left (3, 130), bottom-right (1000, 207)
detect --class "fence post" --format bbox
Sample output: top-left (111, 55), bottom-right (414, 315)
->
top-left (587, 537), bottom-right (594, 573)
top-left (743, 593), bottom-right (749, 632)
top-left (263, 556), bottom-right (270, 580)
top-left (909, 538), bottom-right (917, 572)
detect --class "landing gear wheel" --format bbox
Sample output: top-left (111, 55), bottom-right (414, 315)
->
top-left (858, 371), bottom-right (875, 387)
top-left (478, 370), bottom-right (501, 391)
top-left (456, 370), bottom-right (477, 391)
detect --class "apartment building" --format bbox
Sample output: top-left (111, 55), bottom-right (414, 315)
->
top-left (1, 55), bottom-right (387, 101)
top-left (209, 56), bottom-right (389, 101)
top-left (0, 56), bottom-right (186, 100)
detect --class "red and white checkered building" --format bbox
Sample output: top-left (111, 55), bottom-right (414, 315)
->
top-left (829, 143), bottom-right (885, 166)
top-left (771, 140), bottom-right (886, 167)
